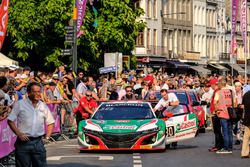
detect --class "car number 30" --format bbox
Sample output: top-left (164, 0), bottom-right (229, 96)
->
top-left (166, 126), bottom-right (175, 137)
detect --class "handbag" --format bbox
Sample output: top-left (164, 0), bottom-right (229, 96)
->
top-left (227, 90), bottom-right (237, 123)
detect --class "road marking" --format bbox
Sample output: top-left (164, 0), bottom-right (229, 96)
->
top-left (133, 153), bottom-right (142, 167)
top-left (134, 165), bottom-right (142, 167)
top-left (47, 155), bottom-right (114, 161)
top-left (63, 145), bottom-right (79, 147)
top-left (133, 160), bottom-right (142, 163)
top-left (133, 156), bottom-right (141, 159)
top-left (133, 153), bottom-right (140, 155)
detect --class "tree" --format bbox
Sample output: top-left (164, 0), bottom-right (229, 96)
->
top-left (3, 0), bottom-right (145, 72)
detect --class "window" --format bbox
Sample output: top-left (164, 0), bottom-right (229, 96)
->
top-left (153, 29), bottom-right (157, 47)
top-left (147, 28), bottom-right (151, 47)
top-left (136, 31), bottom-right (144, 46)
top-left (153, 0), bottom-right (157, 18)
top-left (147, 0), bottom-right (151, 18)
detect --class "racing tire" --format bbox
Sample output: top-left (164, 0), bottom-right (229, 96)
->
top-left (166, 144), bottom-right (171, 149)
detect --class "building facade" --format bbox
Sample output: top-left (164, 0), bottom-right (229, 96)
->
top-left (134, 0), bottom-right (250, 74)
top-left (162, 0), bottom-right (193, 60)
top-left (193, 0), bottom-right (206, 60)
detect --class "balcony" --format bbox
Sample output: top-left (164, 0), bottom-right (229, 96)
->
top-left (135, 45), bottom-right (169, 57)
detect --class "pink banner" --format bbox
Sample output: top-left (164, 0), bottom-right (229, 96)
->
top-left (240, 0), bottom-right (247, 52)
top-left (0, 119), bottom-right (16, 159)
top-left (77, 0), bottom-right (88, 38)
top-left (45, 104), bottom-right (61, 133)
top-left (231, 0), bottom-right (239, 56)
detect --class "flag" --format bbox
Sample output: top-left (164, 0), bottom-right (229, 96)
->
top-left (77, 0), bottom-right (88, 38)
top-left (240, 0), bottom-right (247, 53)
top-left (0, 0), bottom-right (9, 50)
top-left (230, 0), bottom-right (239, 56)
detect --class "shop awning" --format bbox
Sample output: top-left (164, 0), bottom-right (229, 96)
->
top-left (208, 64), bottom-right (229, 71)
top-left (228, 64), bottom-right (245, 74)
top-left (0, 52), bottom-right (19, 66)
top-left (166, 60), bottom-right (190, 69)
top-left (190, 65), bottom-right (211, 75)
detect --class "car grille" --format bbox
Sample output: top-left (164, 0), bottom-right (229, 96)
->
top-left (83, 128), bottom-right (158, 148)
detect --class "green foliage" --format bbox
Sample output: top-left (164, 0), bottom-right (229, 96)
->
top-left (4, 0), bottom-right (145, 72)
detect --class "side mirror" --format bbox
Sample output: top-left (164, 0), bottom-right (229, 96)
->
top-left (163, 111), bottom-right (173, 118)
top-left (200, 101), bottom-right (207, 105)
top-left (192, 101), bottom-right (200, 106)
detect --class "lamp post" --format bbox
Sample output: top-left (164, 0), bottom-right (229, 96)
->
top-left (72, 0), bottom-right (78, 87)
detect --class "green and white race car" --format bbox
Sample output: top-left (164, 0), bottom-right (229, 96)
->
top-left (78, 101), bottom-right (166, 150)
top-left (78, 101), bottom-right (198, 151)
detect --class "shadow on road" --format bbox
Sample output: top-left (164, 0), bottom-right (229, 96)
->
top-left (48, 163), bottom-right (100, 167)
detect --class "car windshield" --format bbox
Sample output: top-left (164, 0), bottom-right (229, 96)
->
top-left (148, 91), bottom-right (188, 105)
top-left (166, 105), bottom-right (188, 115)
top-left (92, 103), bottom-right (155, 120)
top-left (189, 92), bottom-right (198, 102)
top-left (174, 92), bottom-right (188, 104)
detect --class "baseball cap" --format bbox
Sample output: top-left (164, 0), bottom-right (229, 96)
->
top-left (235, 82), bottom-right (242, 87)
top-left (23, 66), bottom-right (31, 71)
top-left (52, 74), bottom-right (59, 79)
top-left (209, 79), bottom-right (218, 85)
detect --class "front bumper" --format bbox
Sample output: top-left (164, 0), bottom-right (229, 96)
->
top-left (78, 130), bottom-right (166, 150)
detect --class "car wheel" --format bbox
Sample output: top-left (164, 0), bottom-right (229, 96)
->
top-left (199, 127), bottom-right (206, 133)
top-left (166, 144), bottom-right (171, 149)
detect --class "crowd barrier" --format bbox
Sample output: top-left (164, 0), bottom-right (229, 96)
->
top-left (45, 104), bottom-right (61, 134)
top-left (0, 119), bottom-right (16, 159)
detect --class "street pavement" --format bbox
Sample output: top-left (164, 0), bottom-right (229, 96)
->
top-left (46, 130), bottom-right (249, 167)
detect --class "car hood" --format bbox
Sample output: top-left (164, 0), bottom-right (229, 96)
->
top-left (81, 119), bottom-right (161, 133)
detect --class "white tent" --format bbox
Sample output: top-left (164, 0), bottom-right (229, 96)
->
top-left (0, 52), bottom-right (18, 67)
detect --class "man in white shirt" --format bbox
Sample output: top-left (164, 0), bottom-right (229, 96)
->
top-left (8, 82), bottom-right (55, 167)
top-left (154, 89), bottom-right (179, 112)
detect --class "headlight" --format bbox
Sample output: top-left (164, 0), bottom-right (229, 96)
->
top-left (141, 127), bottom-right (160, 134)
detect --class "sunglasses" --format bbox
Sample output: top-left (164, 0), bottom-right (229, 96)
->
top-left (86, 94), bottom-right (92, 97)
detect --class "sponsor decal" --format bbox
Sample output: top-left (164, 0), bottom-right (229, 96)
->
top-left (176, 119), bottom-right (196, 131)
top-left (175, 131), bottom-right (196, 138)
top-left (105, 103), bottom-right (144, 107)
top-left (109, 125), bottom-right (137, 130)
top-left (115, 120), bottom-right (130, 123)
top-left (89, 145), bottom-right (100, 149)
top-left (140, 145), bottom-right (152, 149)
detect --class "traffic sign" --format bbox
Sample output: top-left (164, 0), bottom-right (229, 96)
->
top-left (99, 66), bottom-right (117, 74)
top-left (66, 29), bottom-right (74, 34)
top-left (65, 26), bottom-right (74, 30)
top-left (65, 33), bottom-right (74, 37)
top-left (60, 49), bottom-right (72, 56)
top-left (65, 36), bottom-right (74, 41)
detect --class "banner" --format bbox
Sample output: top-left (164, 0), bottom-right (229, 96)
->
top-left (0, 119), bottom-right (16, 159)
top-left (0, 0), bottom-right (9, 50)
top-left (231, 0), bottom-right (239, 55)
top-left (77, 0), bottom-right (88, 38)
top-left (240, 0), bottom-right (247, 52)
top-left (45, 104), bottom-right (61, 133)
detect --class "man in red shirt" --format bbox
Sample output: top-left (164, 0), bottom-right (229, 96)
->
top-left (74, 90), bottom-right (98, 132)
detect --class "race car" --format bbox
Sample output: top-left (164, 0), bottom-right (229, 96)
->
top-left (161, 105), bottom-right (198, 144)
top-left (78, 101), bottom-right (166, 151)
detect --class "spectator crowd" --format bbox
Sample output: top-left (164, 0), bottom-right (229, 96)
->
top-left (0, 64), bottom-right (250, 158)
